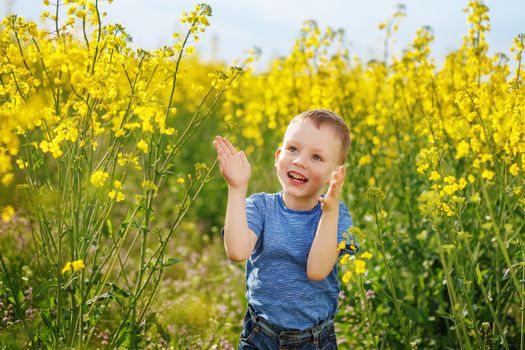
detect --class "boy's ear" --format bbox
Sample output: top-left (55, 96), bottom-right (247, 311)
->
top-left (274, 147), bottom-right (281, 167)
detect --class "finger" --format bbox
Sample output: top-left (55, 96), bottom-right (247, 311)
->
top-left (215, 137), bottom-right (231, 159)
top-left (239, 150), bottom-right (249, 163)
top-left (222, 137), bottom-right (237, 156)
top-left (212, 137), bottom-right (221, 152)
top-left (214, 144), bottom-right (230, 167)
top-left (325, 171), bottom-right (339, 198)
top-left (338, 166), bottom-right (347, 190)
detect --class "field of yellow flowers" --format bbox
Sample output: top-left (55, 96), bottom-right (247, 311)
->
top-left (0, 0), bottom-right (523, 349)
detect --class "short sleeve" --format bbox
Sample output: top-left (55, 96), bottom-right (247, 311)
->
top-left (220, 193), bottom-right (265, 238)
top-left (245, 193), bottom-right (265, 237)
top-left (337, 202), bottom-right (359, 256)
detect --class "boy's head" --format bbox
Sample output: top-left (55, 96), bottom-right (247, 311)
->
top-left (286, 109), bottom-right (350, 165)
top-left (274, 109), bottom-right (351, 208)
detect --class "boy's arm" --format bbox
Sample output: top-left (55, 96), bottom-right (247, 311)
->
top-left (213, 136), bottom-right (257, 262)
top-left (307, 166), bottom-right (346, 281)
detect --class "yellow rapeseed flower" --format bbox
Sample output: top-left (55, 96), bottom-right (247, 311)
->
top-left (342, 271), bottom-right (352, 283)
top-left (62, 259), bottom-right (85, 274)
top-left (72, 259), bottom-right (85, 271)
top-left (429, 171), bottom-right (441, 181)
top-left (340, 254), bottom-right (350, 265)
top-left (455, 140), bottom-right (470, 159)
top-left (90, 170), bottom-right (109, 187)
top-left (509, 163), bottom-right (519, 176)
top-left (16, 159), bottom-right (28, 169)
top-left (361, 251), bottom-right (373, 260)
top-left (337, 241), bottom-right (346, 250)
top-left (481, 169), bottom-right (495, 180)
top-left (108, 190), bottom-right (125, 202)
top-left (176, 177), bottom-right (185, 184)
top-left (358, 154), bottom-right (372, 166)
top-left (443, 183), bottom-right (459, 196)
top-left (137, 139), bottom-right (149, 153)
top-left (61, 262), bottom-right (72, 274)
top-left (444, 176), bottom-right (456, 184)
top-left (355, 259), bottom-right (366, 274)
top-left (1, 173), bottom-right (14, 186)
top-left (1, 205), bottom-right (15, 222)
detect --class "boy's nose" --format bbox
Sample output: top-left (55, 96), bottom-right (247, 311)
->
top-left (292, 156), bottom-right (307, 168)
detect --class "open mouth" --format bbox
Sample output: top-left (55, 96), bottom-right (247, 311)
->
top-left (287, 171), bottom-right (308, 184)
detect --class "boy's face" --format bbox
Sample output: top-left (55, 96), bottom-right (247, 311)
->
top-left (274, 120), bottom-right (342, 209)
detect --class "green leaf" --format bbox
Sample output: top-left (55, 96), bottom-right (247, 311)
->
top-left (86, 292), bottom-right (112, 305)
top-left (162, 257), bottom-right (181, 267)
top-left (109, 283), bottom-right (131, 298)
top-left (475, 263), bottom-right (482, 284)
top-left (106, 219), bottom-right (113, 235)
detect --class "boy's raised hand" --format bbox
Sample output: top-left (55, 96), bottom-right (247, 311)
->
top-left (213, 136), bottom-right (251, 189)
top-left (319, 165), bottom-right (346, 213)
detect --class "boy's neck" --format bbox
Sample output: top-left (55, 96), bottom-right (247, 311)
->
top-left (281, 192), bottom-right (319, 211)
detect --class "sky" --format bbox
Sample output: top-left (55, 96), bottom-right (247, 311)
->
top-left (2, 0), bottom-right (524, 70)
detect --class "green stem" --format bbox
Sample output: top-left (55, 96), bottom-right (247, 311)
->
top-left (479, 180), bottom-right (522, 296)
top-left (432, 224), bottom-right (469, 350)
top-left (462, 238), bottom-right (510, 349)
top-left (372, 198), bottom-right (409, 346)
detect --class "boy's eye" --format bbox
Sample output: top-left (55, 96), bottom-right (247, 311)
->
top-left (287, 146), bottom-right (297, 153)
top-left (312, 154), bottom-right (322, 161)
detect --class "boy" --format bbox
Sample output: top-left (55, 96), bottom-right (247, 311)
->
top-left (213, 109), bottom-right (357, 349)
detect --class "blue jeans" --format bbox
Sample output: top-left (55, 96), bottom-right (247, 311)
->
top-left (238, 305), bottom-right (338, 350)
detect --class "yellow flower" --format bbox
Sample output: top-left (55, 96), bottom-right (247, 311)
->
top-left (1, 173), bottom-right (14, 186)
top-left (338, 241), bottom-right (346, 250)
top-left (429, 171), bottom-right (441, 181)
top-left (108, 190), bottom-right (125, 202)
top-left (62, 259), bottom-right (85, 273)
top-left (355, 259), bottom-right (366, 274)
top-left (16, 159), bottom-right (28, 169)
top-left (444, 176), bottom-right (456, 184)
top-left (358, 154), bottom-right (372, 166)
top-left (115, 191), bottom-right (125, 202)
top-left (455, 140), bottom-right (470, 159)
top-left (176, 177), bottom-right (185, 184)
top-left (137, 139), bottom-right (149, 153)
top-left (114, 180), bottom-right (122, 189)
top-left (443, 183), bottom-right (459, 196)
top-left (509, 163), bottom-right (519, 176)
top-left (342, 271), bottom-right (352, 283)
top-left (361, 251), bottom-right (373, 260)
top-left (340, 254), bottom-right (350, 265)
top-left (441, 203), bottom-right (454, 216)
top-left (72, 259), bottom-right (85, 271)
top-left (90, 170), bottom-right (109, 187)
top-left (61, 262), bottom-right (72, 274)
top-left (481, 169), bottom-right (495, 180)
top-left (142, 180), bottom-right (159, 191)
top-left (1, 205), bottom-right (15, 222)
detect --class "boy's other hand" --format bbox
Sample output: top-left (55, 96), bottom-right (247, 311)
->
top-left (213, 136), bottom-right (251, 190)
top-left (319, 165), bottom-right (346, 213)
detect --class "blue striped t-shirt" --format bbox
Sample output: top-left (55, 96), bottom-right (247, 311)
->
top-left (243, 192), bottom-right (356, 330)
